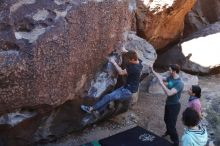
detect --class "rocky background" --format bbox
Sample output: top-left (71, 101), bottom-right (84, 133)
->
top-left (0, 0), bottom-right (219, 146)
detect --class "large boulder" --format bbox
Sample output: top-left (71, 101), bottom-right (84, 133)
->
top-left (184, 0), bottom-right (220, 36)
top-left (136, 0), bottom-right (196, 49)
top-left (0, 0), bottom-right (158, 143)
top-left (31, 31), bottom-right (157, 143)
top-left (0, 0), bottom-right (135, 114)
top-left (0, 0), bottom-right (137, 145)
top-left (85, 31), bottom-right (157, 101)
top-left (2, 32), bottom-right (158, 145)
top-left (123, 31), bottom-right (157, 74)
top-left (155, 21), bottom-right (220, 74)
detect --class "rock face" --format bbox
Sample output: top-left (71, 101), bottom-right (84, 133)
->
top-left (30, 31), bottom-right (157, 143)
top-left (123, 31), bottom-right (157, 74)
top-left (155, 21), bottom-right (220, 75)
top-left (0, 0), bottom-right (135, 114)
top-left (0, 2), bottom-right (158, 141)
top-left (0, 0), bottom-right (140, 145)
top-left (184, 0), bottom-right (220, 36)
top-left (86, 31), bottom-right (157, 100)
top-left (136, 0), bottom-right (196, 49)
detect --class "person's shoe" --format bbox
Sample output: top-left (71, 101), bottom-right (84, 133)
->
top-left (81, 105), bottom-right (92, 114)
top-left (161, 132), bottom-right (169, 137)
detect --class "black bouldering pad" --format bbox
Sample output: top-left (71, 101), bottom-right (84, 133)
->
top-left (99, 126), bottom-right (173, 146)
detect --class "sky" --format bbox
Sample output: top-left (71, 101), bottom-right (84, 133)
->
top-left (182, 32), bottom-right (220, 67)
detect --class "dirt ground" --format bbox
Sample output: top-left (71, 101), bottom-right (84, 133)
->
top-left (44, 74), bottom-right (220, 146)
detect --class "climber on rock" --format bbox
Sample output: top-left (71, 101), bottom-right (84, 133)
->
top-left (81, 50), bottom-right (143, 114)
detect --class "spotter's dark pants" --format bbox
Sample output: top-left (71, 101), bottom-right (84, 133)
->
top-left (164, 103), bottom-right (181, 145)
